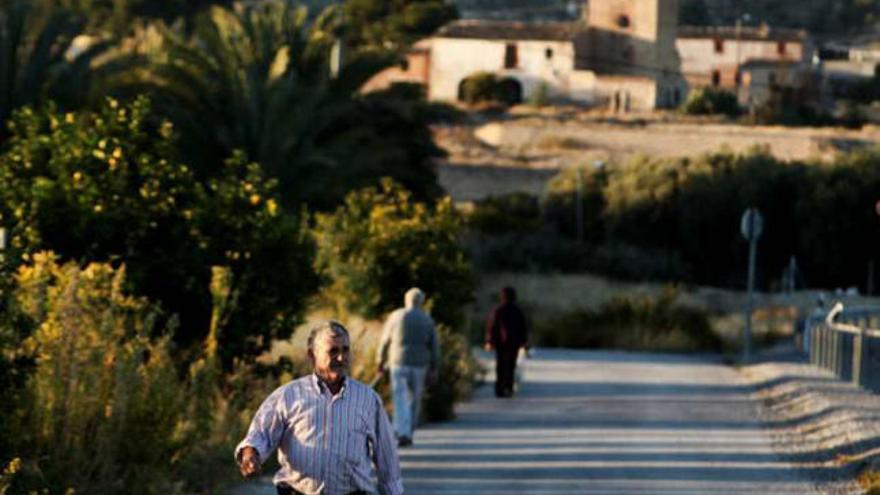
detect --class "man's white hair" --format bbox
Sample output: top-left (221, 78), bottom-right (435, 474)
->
top-left (307, 320), bottom-right (349, 351)
top-left (405, 287), bottom-right (425, 308)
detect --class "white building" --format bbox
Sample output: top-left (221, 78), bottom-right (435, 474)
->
top-left (365, 0), bottom-right (687, 112)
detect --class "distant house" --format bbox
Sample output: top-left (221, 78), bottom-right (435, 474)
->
top-left (676, 25), bottom-right (813, 100)
top-left (364, 0), bottom-right (686, 112)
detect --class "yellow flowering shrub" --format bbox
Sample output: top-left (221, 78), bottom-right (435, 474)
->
top-left (314, 179), bottom-right (474, 326)
top-left (0, 98), bottom-right (317, 367)
top-left (6, 254), bottom-right (275, 494)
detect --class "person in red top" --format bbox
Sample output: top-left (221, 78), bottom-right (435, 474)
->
top-left (484, 286), bottom-right (529, 398)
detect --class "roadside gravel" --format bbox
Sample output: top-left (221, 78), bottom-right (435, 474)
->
top-left (741, 348), bottom-right (878, 494)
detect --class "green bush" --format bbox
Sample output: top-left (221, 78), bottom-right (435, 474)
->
top-left (528, 82), bottom-right (550, 107)
top-left (0, 97), bottom-right (317, 365)
top-left (534, 148), bottom-right (880, 291)
top-left (313, 179), bottom-right (474, 327)
top-left (459, 72), bottom-right (501, 104)
top-left (467, 192), bottom-right (542, 235)
top-left (458, 72), bottom-right (522, 105)
top-left (422, 324), bottom-right (484, 421)
top-left (680, 87), bottom-right (741, 116)
top-left (543, 166), bottom-right (606, 242)
top-left (532, 288), bottom-right (722, 352)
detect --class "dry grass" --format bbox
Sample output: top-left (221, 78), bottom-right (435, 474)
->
top-left (537, 135), bottom-right (590, 150)
top-left (475, 272), bottom-right (880, 351)
top-left (859, 468), bottom-right (880, 494)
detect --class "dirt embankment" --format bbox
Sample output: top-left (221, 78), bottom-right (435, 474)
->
top-left (434, 109), bottom-right (880, 201)
top-left (743, 351), bottom-right (880, 494)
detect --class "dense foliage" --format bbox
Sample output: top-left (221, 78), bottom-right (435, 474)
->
top-left (138, 1), bottom-right (443, 210)
top-left (677, 0), bottom-right (880, 34)
top-left (533, 288), bottom-right (722, 352)
top-left (467, 149), bottom-right (880, 292)
top-left (679, 87), bottom-right (740, 117)
top-left (0, 98), bottom-right (317, 364)
top-left (335, 0), bottom-right (457, 52)
top-left (458, 72), bottom-right (522, 105)
top-left (0, 1), bottom-right (124, 133)
top-left (314, 179), bottom-right (474, 327)
top-left (422, 325), bottom-right (483, 421)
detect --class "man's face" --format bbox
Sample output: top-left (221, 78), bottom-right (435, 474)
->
top-left (311, 331), bottom-right (350, 386)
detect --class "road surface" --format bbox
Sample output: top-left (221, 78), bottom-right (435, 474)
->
top-left (229, 349), bottom-right (825, 494)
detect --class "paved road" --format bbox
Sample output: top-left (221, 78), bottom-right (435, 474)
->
top-left (400, 349), bottom-right (821, 494)
top-left (229, 349), bottom-right (823, 494)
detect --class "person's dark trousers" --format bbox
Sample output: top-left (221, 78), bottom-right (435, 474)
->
top-left (276, 485), bottom-right (366, 495)
top-left (495, 347), bottom-right (519, 397)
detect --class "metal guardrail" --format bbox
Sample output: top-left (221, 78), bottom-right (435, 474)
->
top-left (808, 302), bottom-right (880, 392)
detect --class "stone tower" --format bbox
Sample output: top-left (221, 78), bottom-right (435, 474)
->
top-left (576, 0), bottom-right (680, 77)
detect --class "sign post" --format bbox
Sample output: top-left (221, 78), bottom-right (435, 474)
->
top-left (741, 208), bottom-right (763, 363)
top-left (575, 168), bottom-right (584, 243)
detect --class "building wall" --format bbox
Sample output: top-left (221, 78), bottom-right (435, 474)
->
top-left (361, 49), bottom-right (431, 93)
top-left (582, 0), bottom-right (679, 75)
top-left (594, 76), bottom-right (657, 111)
top-left (677, 37), bottom-right (807, 89)
top-left (428, 37), bottom-right (589, 102)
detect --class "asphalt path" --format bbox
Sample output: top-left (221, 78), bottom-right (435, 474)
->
top-left (229, 348), bottom-right (822, 494)
top-left (400, 348), bottom-right (821, 494)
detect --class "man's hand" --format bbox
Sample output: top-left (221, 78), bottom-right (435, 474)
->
top-left (238, 446), bottom-right (261, 479)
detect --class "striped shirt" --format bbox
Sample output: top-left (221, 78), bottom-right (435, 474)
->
top-left (235, 374), bottom-right (403, 495)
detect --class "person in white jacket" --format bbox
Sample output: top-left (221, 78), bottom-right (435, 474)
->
top-left (377, 288), bottom-right (439, 447)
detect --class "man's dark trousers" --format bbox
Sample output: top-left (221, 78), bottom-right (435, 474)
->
top-left (277, 485), bottom-right (365, 495)
top-left (495, 347), bottom-right (519, 397)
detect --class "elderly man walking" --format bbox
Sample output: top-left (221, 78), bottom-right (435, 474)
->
top-left (377, 288), bottom-right (439, 448)
top-left (235, 320), bottom-right (403, 495)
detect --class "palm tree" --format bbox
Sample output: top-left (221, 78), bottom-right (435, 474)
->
top-left (0, 1), bottom-right (122, 136)
top-left (139, 0), bottom-right (442, 210)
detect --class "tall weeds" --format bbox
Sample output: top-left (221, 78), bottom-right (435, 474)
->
top-left (4, 253), bottom-right (275, 494)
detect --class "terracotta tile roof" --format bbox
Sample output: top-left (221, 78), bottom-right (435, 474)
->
top-left (678, 25), bottom-right (808, 42)
top-left (435, 20), bottom-right (582, 42)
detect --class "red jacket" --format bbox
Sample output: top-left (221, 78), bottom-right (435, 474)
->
top-left (485, 302), bottom-right (528, 350)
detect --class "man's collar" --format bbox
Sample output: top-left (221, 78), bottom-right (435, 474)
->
top-left (312, 373), bottom-right (347, 396)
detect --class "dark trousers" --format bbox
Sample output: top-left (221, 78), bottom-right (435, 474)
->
top-left (495, 347), bottom-right (519, 397)
top-left (277, 485), bottom-right (365, 495)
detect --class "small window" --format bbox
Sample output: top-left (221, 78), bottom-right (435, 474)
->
top-left (399, 59), bottom-right (409, 71)
top-left (714, 38), bottom-right (724, 54)
top-left (711, 70), bottom-right (721, 86)
top-left (504, 43), bottom-right (518, 69)
top-left (545, 47), bottom-right (554, 60)
top-left (734, 70), bottom-right (742, 86)
top-left (777, 41), bottom-right (787, 56)
top-left (617, 14), bottom-right (631, 29)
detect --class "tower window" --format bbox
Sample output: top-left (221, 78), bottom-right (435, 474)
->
top-left (617, 14), bottom-right (631, 29)
top-left (504, 43), bottom-right (518, 69)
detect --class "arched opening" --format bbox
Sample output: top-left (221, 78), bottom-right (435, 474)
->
top-left (497, 77), bottom-right (523, 105)
top-left (617, 14), bottom-right (631, 29)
